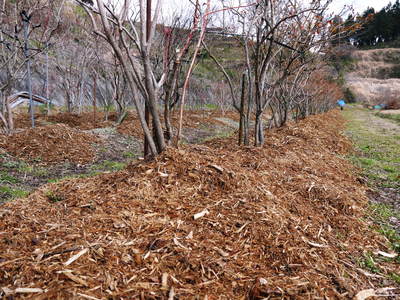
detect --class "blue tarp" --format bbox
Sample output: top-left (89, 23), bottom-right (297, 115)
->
top-left (337, 99), bottom-right (346, 107)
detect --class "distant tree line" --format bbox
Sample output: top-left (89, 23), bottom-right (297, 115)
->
top-left (346, 1), bottom-right (400, 47)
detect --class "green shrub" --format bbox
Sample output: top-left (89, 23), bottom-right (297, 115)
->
top-left (344, 88), bottom-right (356, 103)
top-left (389, 65), bottom-right (400, 78)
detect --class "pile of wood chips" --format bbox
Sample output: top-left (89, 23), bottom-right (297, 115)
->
top-left (116, 116), bottom-right (144, 138)
top-left (0, 124), bottom-right (100, 164)
top-left (117, 111), bottom-right (229, 138)
top-left (13, 112), bottom-right (115, 131)
top-left (45, 112), bottom-right (115, 130)
top-left (0, 110), bottom-right (398, 299)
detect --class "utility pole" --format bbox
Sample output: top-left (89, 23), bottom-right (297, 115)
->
top-left (21, 10), bottom-right (34, 128)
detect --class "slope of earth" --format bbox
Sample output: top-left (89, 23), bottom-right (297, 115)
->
top-left (345, 48), bottom-right (400, 106)
top-left (1, 110), bottom-right (399, 299)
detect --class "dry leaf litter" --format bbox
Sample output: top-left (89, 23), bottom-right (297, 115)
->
top-left (0, 110), bottom-right (399, 299)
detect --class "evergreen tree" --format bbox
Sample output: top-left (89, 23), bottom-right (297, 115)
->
top-left (349, 2), bottom-right (400, 47)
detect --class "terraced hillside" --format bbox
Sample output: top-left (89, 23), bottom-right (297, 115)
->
top-left (345, 48), bottom-right (400, 106)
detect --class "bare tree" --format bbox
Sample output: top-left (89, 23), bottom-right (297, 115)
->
top-left (55, 38), bottom-right (96, 113)
top-left (0, 0), bottom-right (51, 133)
top-left (75, 0), bottom-right (164, 155)
top-left (205, 0), bottom-right (348, 146)
top-left (176, 0), bottom-right (211, 145)
top-left (39, 0), bottom-right (67, 115)
top-left (159, 15), bottom-right (199, 143)
top-left (76, 0), bottom-right (211, 156)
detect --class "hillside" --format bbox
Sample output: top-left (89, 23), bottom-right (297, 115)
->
top-left (345, 48), bottom-right (400, 106)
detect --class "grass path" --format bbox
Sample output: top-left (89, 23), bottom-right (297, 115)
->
top-left (343, 106), bottom-right (400, 280)
top-left (343, 106), bottom-right (400, 190)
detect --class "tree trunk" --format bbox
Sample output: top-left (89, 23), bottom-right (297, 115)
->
top-left (163, 60), bottom-right (180, 144)
top-left (144, 101), bottom-right (151, 157)
top-left (95, 0), bottom-right (159, 156)
top-left (116, 110), bottom-right (128, 125)
top-left (6, 98), bottom-right (13, 133)
top-left (243, 114), bottom-right (249, 145)
top-left (45, 44), bottom-right (50, 115)
top-left (143, 0), bottom-right (152, 157)
top-left (164, 100), bottom-right (172, 143)
top-left (244, 76), bottom-right (252, 146)
top-left (0, 92), bottom-right (10, 134)
top-left (66, 91), bottom-right (72, 113)
top-left (78, 78), bottom-right (84, 114)
top-left (238, 73), bottom-right (246, 145)
top-left (92, 74), bottom-right (97, 125)
top-left (23, 18), bottom-right (34, 128)
top-left (142, 53), bottom-right (166, 153)
top-left (0, 111), bottom-right (8, 134)
top-left (254, 113), bottom-right (264, 146)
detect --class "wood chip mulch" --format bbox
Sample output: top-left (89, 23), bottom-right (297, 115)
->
top-left (0, 110), bottom-right (398, 299)
top-left (13, 112), bottom-right (115, 131)
top-left (116, 111), bottom-right (229, 138)
top-left (45, 112), bottom-right (115, 130)
top-left (0, 124), bottom-right (100, 164)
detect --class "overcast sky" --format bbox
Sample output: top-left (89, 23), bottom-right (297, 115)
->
top-left (161, 0), bottom-right (391, 15)
top-left (331, 0), bottom-right (389, 13)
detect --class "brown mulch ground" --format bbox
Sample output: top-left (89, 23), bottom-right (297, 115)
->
top-left (0, 110), bottom-right (398, 299)
top-left (116, 111), bottom-right (230, 138)
top-left (46, 112), bottom-right (116, 130)
top-left (13, 114), bottom-right (48, 129)
top-left (13, 112), bottom-right (116, 131)
top-left (0, 124), bottom-right (100, 164)
top-left (14, 110), bottom-right (232, 139)
top-left (115, 115), bottom-right (143, 138)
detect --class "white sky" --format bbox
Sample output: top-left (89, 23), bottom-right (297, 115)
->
top-left (156, 0), bottom-right (392, 28)
top-left (161, 0), bottom-right (391, 15)
top-left (331, 0), bottom-right (389, 14)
